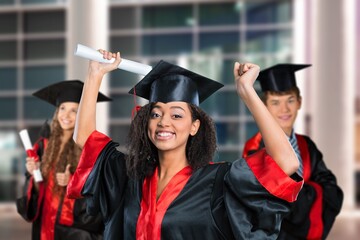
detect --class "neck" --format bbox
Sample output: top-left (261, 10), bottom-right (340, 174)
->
top-left (158, 150), bottom-right (188, 180)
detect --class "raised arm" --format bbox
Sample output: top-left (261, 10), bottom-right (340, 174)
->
top-left (234, 62), bottom-right (299, 176)
top-left (74, 50), bottom-right (122, 148)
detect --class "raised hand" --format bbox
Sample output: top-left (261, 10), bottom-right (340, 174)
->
top-left (233, 62), bottom-right (260, 99)
top-left (56, 164), bottom-right (71, 187)
top-left (88, 50), bottom-right (122, 78)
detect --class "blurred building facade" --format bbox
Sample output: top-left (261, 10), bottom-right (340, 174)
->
top-left (0, 0), bottom-right (358, 215)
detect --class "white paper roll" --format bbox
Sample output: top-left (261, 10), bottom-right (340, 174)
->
top-left (74, 44), bottom-right (153, 76)
top-left (33, 169), bottom-right (43, 182)
top-left (19, 129), bottom-right (32, 150)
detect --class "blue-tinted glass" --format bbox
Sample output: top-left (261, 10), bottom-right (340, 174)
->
top-left (24, 96), bottom-right (53, 119)
top-left (109, 124), bottom-right (131, 146)
top-left (216, 122), bottom-right (241, 145)
top-left (214, 151), bottom-right (240, 163)
top-left (24, 66), bottom-right (65, 90)
top-left (0, 13), bottom-right (17, 33)
top-left (0, 97), bottom-right (16, 120)
top-left (246, 121), bottom-right (259, 140)
top-left (142, 34), bottom-right (192, 56)
top-left (246, 29), bottom-right (292, 53)
top-left (142, 5), bottom-right (193, 28)
top-left (110, 36), bottom-right (137, 56)
top-left (21, 0), bottom-right (56, 4)
top-left (24, 39), bottom-right (65, 59)
top-left (246, 0), bottom-right (292, 24)
top-left (202, 90), bottom-right (241, 116)
top-left (110, 94), bottom-right (140, 118)
top-left (23, 11), bottom-right (65, 33)
top-left (220, 60), bottom-right (238, 84)
top-left (0, 41), bottom-right (16, 60)
top-left (110, 7), bottom-right (136, 30)
top-left (0, 0), bottom-right (14, 5)
top-left (109, 70), bottom-right (141, 88)
top-left (0, 68), bottom-right (17, 90)
top-left (199, 2), bottom-right (241, 26)
top-left (199, 31), bottom-right (240, 54)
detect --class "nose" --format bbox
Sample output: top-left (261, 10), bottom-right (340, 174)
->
top-left (157, 115), bottom-right (170, 127)
top-left (280, 102), bottom-right (290, 112)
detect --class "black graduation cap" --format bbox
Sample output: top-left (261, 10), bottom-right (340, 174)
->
top-left (128, 60), bottom-right (223, 106)
top-left (32, 79), bottom-right (111, 106)
top-left (257, 64), bottom-right (311, 92)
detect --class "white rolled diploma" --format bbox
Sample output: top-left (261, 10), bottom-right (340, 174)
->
top-left (19, 129), bottom-right (43, 182)
top-left (74, 44), bottom-right (153, 76)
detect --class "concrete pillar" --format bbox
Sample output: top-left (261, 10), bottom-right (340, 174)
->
top-left (309, 0), bottom-right (356, 210)
top-left (67, 0), bottom-right (109, 134)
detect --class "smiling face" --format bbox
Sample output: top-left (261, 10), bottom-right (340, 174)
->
top-left (57, 102), bottom-right (79, 132)
top-left (147, 102), bottom-right (200, 155)
top-left (265, 91), bottom-right (301, 136)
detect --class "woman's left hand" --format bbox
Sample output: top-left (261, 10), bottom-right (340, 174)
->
top-left (56, 164), bottom-right (71, 187)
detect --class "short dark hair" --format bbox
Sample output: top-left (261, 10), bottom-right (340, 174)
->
top-left (261, 86), bottom-right (301, 104)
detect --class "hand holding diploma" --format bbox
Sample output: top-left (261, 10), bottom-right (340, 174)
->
top-left (19, 129), bottom-right (43, 182)
top-left (74, 43), bottom-right (153, 76)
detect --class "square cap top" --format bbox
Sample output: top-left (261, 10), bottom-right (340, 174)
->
top-left (128, 60), bottom-right (223, 106)
top-left (257, 64), bottom-right (311, 92)
top-left (32, 80), bottom-right (111, 106)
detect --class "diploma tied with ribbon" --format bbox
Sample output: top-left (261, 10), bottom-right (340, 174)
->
top-left (19, 129), bottom-right (43, 182)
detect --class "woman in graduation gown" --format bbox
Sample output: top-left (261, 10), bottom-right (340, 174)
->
top-left (67, 51), bottom-right (303, 240)
top-left (17, 80), bottom-right (109, 240)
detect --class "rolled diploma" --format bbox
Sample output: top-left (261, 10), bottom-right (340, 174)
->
top-left (19, 129), bottom-right (43, 182)
top-left (74, 44), bottom-right (153, 76)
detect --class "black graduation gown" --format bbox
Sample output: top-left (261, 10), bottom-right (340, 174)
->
top-left (243, 132), bottom-right (344, 240)
top-left (16, 138), bottom-right (104, 240)
top-left (68, 130), bottom-right (303, 240)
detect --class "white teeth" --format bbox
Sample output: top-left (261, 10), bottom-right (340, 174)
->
top-left (157, 132), bottom-right (172, 137)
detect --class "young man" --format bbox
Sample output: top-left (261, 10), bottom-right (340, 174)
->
top-left (242, 64), bottom-right (343, 240)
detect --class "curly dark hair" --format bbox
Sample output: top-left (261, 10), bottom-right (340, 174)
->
top-left (125, 102), bottom-right (217, 179)
top-left (41, 107), bottom-right (81, 196)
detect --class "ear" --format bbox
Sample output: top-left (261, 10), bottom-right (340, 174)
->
top-left (298, 96), bottom-right (302, 109)
top-left (190, 119), bottom-right (200, 136)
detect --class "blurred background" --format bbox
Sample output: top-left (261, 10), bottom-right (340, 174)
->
top-left (0, 0), bottom-right (358, 239)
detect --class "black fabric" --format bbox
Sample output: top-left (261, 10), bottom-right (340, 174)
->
top-left (16, 137), bottom-right (104, 240)
top-left (82, 141), bottom-right (295, 240)
top-left (244, 134), bottom-right (343, 240)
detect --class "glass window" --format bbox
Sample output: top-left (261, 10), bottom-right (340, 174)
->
top-left (201, 90), bottom-right (241, 116)
top-left (142, 5), bottom-right (193, 28)
top-left (24, 39), bottom-right (65, 60)
top-left (109, 124), bottom-right (131, 146)
top-left (142, 34), bottom-right (192, 56)
top-left (199, 31), bottom-right (240, 54)
top-left (0, 97), bottom-right (17, 120)
top-left (216, 122), bottom-right (241, 145)
top-left (214, 151), bottom-right (240, 163)
top-left (246, 0), bottom-right (292, 24)
top-left (24, 65), bottom-right (65, 90)
top-left (110, 94), bottom-right (139, 118)
top-left (23, 10), bottom-right (65, 33)
top-left (110, 7), bottom-right (136, 30)
top-left (23, 96), bottom-right (53, 119)
top-left (21, 0), bottom-right (56, 4)
top-left (0, 40), bottom-right (17, 61)
top-left (0, 0), bottom-right (14, 5)
top-left (246, 29), bottom-right (292, 53)
top-left (110, 36), bottom-right (137, 56)
top-left (199, 2), bottom-right (241, 26)
top-left (245, 121), bottom-right (259, 140)
top-left (109, 70), bottom-right (141, 88)
top-left (0, 68), bottom-right (17, 90)
top-left (0, 13), bottom-right (17, 34)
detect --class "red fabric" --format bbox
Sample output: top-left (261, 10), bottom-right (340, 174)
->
top-left (306, 182), bottom-right (323, 240)
top-left (136, 166), bottom-right (193, 240)
top-left (242, 132), bottom-right (262, 158)
top-left (67, 131), bottom-right (111, 198)
top-left (245, 149), bottom-right (303, 202)
top-left (40, 170), bottom-right (60, 240)
top-left (297, 135), bottom-right (324, 239)
top-left (59, 195), bottom-right (76, 226)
